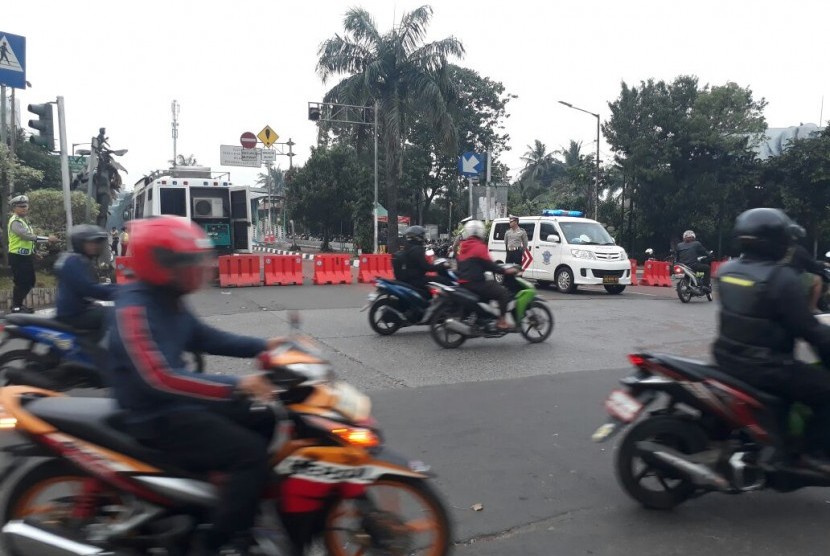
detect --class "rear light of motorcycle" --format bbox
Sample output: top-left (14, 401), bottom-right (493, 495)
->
top-left (628, 354), bottom-right (646, 368)
top-left (305, 415), bottom-right (381, 448)
top-left (429, 287), bottom-right (440, 297)
top-left (673, 265), bottom-right (683, 275)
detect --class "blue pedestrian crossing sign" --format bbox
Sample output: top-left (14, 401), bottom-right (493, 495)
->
top-left (0, 32), bottom-right (26, 89)
top-left (458, 151), bottom-right (484, 177)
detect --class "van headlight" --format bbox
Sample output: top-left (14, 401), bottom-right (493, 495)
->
top-left (570, 249), bottom-right (596, 260)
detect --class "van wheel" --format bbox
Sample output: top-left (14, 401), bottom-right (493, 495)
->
top-left (555, 268), bottom-right (577, 294)
top-left (604, 285), bottom-right (626, 295)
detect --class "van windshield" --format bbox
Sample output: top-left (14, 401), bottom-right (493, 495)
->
top-left (559, 222), bottom-right (614, 245)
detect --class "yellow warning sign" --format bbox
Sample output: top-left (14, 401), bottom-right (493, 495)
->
top-left (258, 125), bottom-right (279, 147)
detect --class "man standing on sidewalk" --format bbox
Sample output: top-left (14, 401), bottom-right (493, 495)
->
top-left (7, 195), bottom-right (57, 313)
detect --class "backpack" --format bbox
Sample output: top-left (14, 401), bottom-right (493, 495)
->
top-left (392, 250), bottom-right (407, 280)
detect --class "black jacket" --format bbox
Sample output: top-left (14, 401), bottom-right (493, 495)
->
top-left (785, 244), bottom-right (826, 276)
top-left (394, 243), bottom-right (440, 285)
top-left (676, 240), bottom-right (709, 266)
top-left (713, 256), bottom-right (830, 371)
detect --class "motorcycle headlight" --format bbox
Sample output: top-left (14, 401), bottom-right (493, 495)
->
top-left (570, 249), bottom-right (596, 260)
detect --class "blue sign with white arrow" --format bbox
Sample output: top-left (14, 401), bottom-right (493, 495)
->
top-left (0, 32), bottom-right (26, 89)
top-left (458, 151), bottom-right (484, 177)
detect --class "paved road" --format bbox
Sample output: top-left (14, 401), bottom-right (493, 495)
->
top-left (9, 280), bottom-right (829, 554)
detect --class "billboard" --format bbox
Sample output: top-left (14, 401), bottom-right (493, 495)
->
top-left (472, 185), bottom-right (508, 220)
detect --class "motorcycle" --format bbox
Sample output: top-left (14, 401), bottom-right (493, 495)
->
top-left (362, 259), bottom-right (457, 336)
top-left (592, 346), bottom-right (830, 510)
top-left (661, 247), bottom-right (713, 303)
top-left (0, 322), bottom-right (452, 555)
top-left (427, 265), bottom-right (554, 348)
top-left (0, 306), bottom-right (203, 391)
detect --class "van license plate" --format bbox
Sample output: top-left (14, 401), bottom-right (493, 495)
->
top-left (602, 275), bottom-right (619, 284)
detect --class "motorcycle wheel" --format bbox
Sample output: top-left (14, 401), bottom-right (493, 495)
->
top-left (519, 301), bottom-right (554, 343)
top-left (368, 297), bottom-right (404, 336)
top-left (324, 477), bottom-right (452, 556)
top-left (615, 415), bottom-right (708, 510)
top-left (0, 459), bottom-right (120, 556)
top-left (676, 278), bottom-right (693, 303)
top-left (429, 305), bottom-right (467, 349)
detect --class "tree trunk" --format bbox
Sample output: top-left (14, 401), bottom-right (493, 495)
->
top-left (385, 144), bottom-right (400, 253)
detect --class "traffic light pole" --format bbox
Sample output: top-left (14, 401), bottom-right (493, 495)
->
top-left (56, 97), bottom-right (73, 242)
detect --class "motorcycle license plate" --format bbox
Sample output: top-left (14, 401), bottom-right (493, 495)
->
top-left (604, 389), bottom-right (643, 423)
top-left (602, 275), bottom-right (619, 285)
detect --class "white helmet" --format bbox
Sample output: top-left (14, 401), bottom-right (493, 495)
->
top-left (683, 230), bottom-right (696, 240)
top-left (10, 194), bottom-right (29, 207)
top-left (463, 220), bottom-right (486, 240)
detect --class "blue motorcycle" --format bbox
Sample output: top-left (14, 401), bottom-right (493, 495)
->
top-left (362, 260), bottom-right (457, 335)
top-left (0, 308), bottom-right (203, 390)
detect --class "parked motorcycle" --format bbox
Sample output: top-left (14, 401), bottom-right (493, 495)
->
top-left (427, 265), bottom-right (554, 348)
top-left (672, 251), bottom-right (713, 303)
top-left (0, 308), bottom-right (203, 390)
top-left (593, 348), bottom-right (830, 510)
top-left (0, 327), bottom-right (451, 555)
top-left (362, 258), bottom-right (457, 335)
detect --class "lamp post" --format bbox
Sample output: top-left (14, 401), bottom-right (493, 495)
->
top-left (558, 100), bottom-right (600, 220)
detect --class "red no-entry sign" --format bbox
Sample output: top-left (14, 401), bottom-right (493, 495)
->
top-left (240, 132), bottom-right (257, 149)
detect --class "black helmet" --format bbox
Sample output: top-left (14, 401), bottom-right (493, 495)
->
top-left (70, 224), bottom-right (108, 254)
top-left (732, 208), bottom-right (803, 260)
top-left (404, 225), bottom-right (427, 244)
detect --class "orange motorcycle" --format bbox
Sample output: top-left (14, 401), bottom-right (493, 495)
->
top-left (0, 336), bottom-right (450, 555)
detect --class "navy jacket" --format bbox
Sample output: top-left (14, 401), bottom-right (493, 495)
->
top-left (55, 254), bottom-right (117, 319)
top-left (108, 283), bottom-right (267, 423)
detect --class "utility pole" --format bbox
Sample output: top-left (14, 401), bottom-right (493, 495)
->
top-left (56, 97), bottom-right (73, 241)
top-left (171, 100), bottom-right (180, 167)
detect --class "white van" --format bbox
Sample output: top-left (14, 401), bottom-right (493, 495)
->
top-left (487, 210), bottom-right (631, 294)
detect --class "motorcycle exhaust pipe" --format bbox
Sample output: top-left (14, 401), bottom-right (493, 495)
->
top-left (3, 520), bottom-right (119, 556)
top-left (636, 440), bottom-right (729, 490)
top-left (444, 319), bottom-right (473, 335)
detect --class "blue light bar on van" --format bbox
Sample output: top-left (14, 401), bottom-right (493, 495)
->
top-left (542, 209), bottom-right (583, 217)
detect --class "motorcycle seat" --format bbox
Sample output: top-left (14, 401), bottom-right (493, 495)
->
top-left (26, 397), bottom-right (177, 470)
top-left (3, 314), bottom-right (98, 338)
top-left (653, 353), bottom-right (783, 407)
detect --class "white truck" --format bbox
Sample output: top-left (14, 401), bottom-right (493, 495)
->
top-left (488, 209), bottom-right (631, 294)
top-left (130, 167), bottom-right (254, 254)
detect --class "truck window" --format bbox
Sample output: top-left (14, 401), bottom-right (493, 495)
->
top-left (540, 223), bottom-right (558, 242)
top-left (160, 188), bottom-right (187, 217)
top-left (519, 223), bottom-right (536, 240)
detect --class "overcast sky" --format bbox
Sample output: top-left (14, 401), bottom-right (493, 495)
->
top-left (4, 0), bottom-right (829, 190)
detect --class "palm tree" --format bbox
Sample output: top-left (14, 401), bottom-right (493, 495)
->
top-left (317, 5), bottom-right (464, 252)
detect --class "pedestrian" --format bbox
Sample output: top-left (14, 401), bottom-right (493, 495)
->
top-left (110, 227), bottom-right (120, 255)
top-left (6, 195), bottom-right (57, 313)
top-left (504, 215), bottom-right (528, 266)
top-left (119, 226), bottom-right (130, 256)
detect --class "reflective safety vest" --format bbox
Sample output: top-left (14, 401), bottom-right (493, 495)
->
top-left (7, 215), bottom-right (34, 256)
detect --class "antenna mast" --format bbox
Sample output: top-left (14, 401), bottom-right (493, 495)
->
top-left (171, 100), bottom-right (180, 167)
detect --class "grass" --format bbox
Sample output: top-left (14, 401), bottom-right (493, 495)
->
top-left (0, 272), bottom-right (59, 290)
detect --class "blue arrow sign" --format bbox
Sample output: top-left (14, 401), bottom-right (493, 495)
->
top-left (458, 151), bottom-right (484, 177)
top-left (0, 32), bottom-right (26, 89)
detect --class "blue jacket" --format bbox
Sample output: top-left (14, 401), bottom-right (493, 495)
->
top-left (107, 283), bottom-right (267, 423)
top-left (55, 254), bottom-right (117, 319)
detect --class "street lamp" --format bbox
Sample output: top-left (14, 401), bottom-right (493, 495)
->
top-left (558, 100), bottom-right (600, 220)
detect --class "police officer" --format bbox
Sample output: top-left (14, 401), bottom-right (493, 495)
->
top-left (6, 195), bottom-right (57, 313)
top-left (504, 215), bottom-right (528, 266)
top-left (713, 208), bottom-right (830, 472)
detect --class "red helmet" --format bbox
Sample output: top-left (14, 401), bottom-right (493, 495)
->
top-left (128, 217), bottom-right (214, 293)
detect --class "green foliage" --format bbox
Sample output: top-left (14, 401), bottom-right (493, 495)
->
top-left (286, 146), bottom-right (370, 251)
top-left (26, 189), bottom-right (99, 236)
top-left (317, 5), bottom-right (464, 251)
top-left (13, 129), bottom-right (61, 190)
top-left (0, 143), bottom-right (45, 192)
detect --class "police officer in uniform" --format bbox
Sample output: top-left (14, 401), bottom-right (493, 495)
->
top-left (714, 208), bottom-right (830, 472)
top-left (6, 195), bottom-right (57, 313)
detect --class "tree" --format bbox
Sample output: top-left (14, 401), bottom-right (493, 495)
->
top-left (317, 5), bottom-right (464, 252)
top-left (286, 146), bottom-right (370, 251)
top-left (13, 128), bottom-right (61, 190)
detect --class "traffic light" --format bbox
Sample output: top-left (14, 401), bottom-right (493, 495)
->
top-left (308, 103), bottom-right (321, 121)
top-left (27, 103), bottom-right (55, 150)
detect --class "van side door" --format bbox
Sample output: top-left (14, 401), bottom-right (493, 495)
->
top-left (517, 221), bottom-right (537, 277)
top-left (532, 221), bottom-right (562, 281)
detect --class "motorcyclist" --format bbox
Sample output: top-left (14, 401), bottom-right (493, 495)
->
top-left (713, 208), bottom-right (830, 473)
top-left (676, 230), bottom-right (712, 291)
top-left (393, 225), bottom-right (451, 296)
top-left (457, 220), bottom-right (518, 330)
top-left (782, 241), bottom-right (828, 313)
top-left (107, 216), bottom-right (288, 555)
top-left (54, 224), bottom-right (118, 342)
top-left (451, 216), bottom-right (473, 256)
